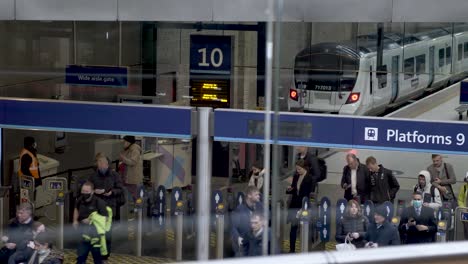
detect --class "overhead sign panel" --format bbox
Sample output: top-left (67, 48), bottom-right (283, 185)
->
top-left (0, 98), bottom-right (192, 139)
top-left (189, 35), bottom-right (232, 108)
top-left (65, 65), bottom-right (128, 88)
top-left (214, 109), bottom-right (468, 155)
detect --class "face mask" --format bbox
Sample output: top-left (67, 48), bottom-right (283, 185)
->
top-left (413, 200), bottom-right (422, 208)
top-left (98, 168), bottom-right (108, 175)
top-left (82, 193), bottom-right (92, 201)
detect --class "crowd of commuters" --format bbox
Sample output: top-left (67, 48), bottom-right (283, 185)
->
top-left (13, 135), bottom-right (143, 263)
top-left (13, 136), bottom-right (468, 259)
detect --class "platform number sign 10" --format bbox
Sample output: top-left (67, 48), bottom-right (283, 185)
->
top-left (190, 35), bottom-right (232, 73)
top-left (198, 48), bottom-right (223, 68)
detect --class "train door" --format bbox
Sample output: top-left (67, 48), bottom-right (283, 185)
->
top-left (372, 60), bottom-right (391, 112)
top-left (428, 46), bottom-right (435, 87)
top-left (391, 55), bottom-right (400, 103)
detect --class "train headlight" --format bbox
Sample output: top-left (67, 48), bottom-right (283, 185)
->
top-left (345, 92), bottom-right (360, 104)
top-left (290, 89), bottom-right (298, 101)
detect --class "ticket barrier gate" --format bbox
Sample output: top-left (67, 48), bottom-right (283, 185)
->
top-left (0, 186), bottom-right (11, 238)
top-left (453, 207), bottom-right (468, 241)
top-left (42, 177), bottom-right (68, 250)
top-left (299, 197), bottom-right (310, 253)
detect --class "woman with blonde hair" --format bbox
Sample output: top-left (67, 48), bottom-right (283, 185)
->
top-left (335, 199), bottom-right (369, 248)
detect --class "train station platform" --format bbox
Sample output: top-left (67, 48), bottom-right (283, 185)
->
top-left (317, 82), bottom-right (468, 205)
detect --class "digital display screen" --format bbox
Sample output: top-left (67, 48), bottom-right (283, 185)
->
top-left (247, 120), bottom-right (313, 139)
top-left (49, 181), bottom-right (63, 190)
top-left (190, 78), bottom-right (230, 108)
top-left (22, 179), bottom-right (32, 188)
top-left (461, 212), bottom-right (468, 222)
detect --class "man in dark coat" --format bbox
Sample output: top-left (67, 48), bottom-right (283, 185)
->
top-left (0, 203), bottom-right (34, 262)
top-left (399, 191), bottom-right (437, 244)
top-left (366, 205), bottom-right (400, 247)
top-left (231, 186), bottom-right (263, 257)
top-left (366, 156), bottom-right (400, 205)
top-left (341, 153), bottom-right (371, 203)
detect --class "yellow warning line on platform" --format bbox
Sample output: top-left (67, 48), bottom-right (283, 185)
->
top-left (63, 249), bottom-right (174, 264)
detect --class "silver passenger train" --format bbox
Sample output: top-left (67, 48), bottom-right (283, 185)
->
top-left (288, 26), bottom-right (468, 115)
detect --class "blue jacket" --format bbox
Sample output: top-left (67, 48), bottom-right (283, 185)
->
top-left (230, 202), bottom-right (263, 254)
top-left (366, 221), bottom-right (400, 246)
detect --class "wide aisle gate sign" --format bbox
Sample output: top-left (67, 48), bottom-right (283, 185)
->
top-left (214, 109), bottom-right (468, 155)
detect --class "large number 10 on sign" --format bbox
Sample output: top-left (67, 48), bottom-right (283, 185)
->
top-left (190, 35), bottom-right (232, 74)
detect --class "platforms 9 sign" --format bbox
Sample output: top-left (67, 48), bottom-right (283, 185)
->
top-left (355, 118), bottom-right (468, 154)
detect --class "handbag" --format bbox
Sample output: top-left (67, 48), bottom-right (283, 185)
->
top-left (335, 236), bottom-right (356, 251)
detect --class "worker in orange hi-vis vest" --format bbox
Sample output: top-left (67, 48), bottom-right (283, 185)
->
top-left (18, 137), bottom-right (42, 187)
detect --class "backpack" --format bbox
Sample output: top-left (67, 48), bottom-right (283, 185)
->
top-left (317, 158), bottom-right (327, 182)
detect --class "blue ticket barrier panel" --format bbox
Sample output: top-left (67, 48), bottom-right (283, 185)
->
top-left (335, 199), bottom-right (347, 230)
top-left (364, 200), bottom-right (375, 223)
top-left (212, 190), bottom-right (224, 213)
top-left (318, 197), bottom-right (331, 242)
top-left (383, 201), bottom-right (395, 220)
top-left (236, 192), bottom-right (244, 209)
top-left (171, 187), bottom-right (183, 216)
top-left (153, 186), bottom-right (167, 231)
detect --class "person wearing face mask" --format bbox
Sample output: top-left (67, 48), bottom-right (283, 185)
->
top-left (88, 155), bottom-right (123, 261)
top-left (24, 232), bottom-right (64, 264)
top-left (248, 161), bottom-right (265, 191)
top-left (18, 137), bottom-right (42, 187)
top-left (73, 181), bottom-right (108, 264)
top-left (398, 191), bottom-right (437, 244)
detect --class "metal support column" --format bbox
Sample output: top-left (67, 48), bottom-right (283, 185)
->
top-left (300, 220), bottom-right (309, 253)
top-left (196, 107), bottom-right (213, 260)
top-left (175, 212), bottom-right (183, 261)
top-left (57, 203), bottom-right (64, 250)
top-left (216, 214), bottom-right (224, 259)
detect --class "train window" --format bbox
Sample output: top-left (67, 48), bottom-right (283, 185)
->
top-left (416, 55), bottom-right (426, 74)
top-left (458, 44), bottom-right (463, 61)
top-left (464, 43), bottom-right (468, 58)
top-left (446, 47), bottom-right (452, 65)
top-left (377, 65), bottom-right (387, 89)
top-left (404, 58), bottom-right (415, 79)
top-left (439, 48), bottom-right (445, 67)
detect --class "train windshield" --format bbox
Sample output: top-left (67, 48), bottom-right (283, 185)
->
top-left (294, 53), bottom-right (359, 92)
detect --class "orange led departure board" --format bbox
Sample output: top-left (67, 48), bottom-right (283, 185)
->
top-left (190, 78), bottom-right (230, 108)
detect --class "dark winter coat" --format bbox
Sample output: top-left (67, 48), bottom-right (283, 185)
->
top-left (335, 215), bottom-right (369, 248)
top-left (366, 221), bottom-right (400, 246)
top-left (370, 165), bottom-right (400, 204)
top-left (341, 163), bottom-right (371, 202)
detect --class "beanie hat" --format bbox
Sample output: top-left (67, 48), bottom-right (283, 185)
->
top-left (374, 205), bottom-right (389, 220)
top-left (123, 135), bottom-right (136, 144)
top-left (24, 137), bottom-right (35, 148)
